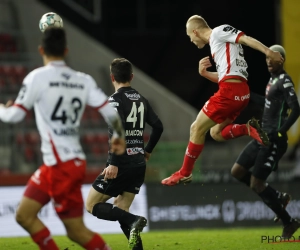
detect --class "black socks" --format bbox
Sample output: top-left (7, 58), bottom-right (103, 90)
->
top-left (258, 185), bottom-right (291, 225)
top-left (92, 203), bottom-right (137, 225)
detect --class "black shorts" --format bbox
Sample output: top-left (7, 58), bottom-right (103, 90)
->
top-left (236, 136), bottom-right (288, 180)
top-left (92, 166), bottom-right (146, 197)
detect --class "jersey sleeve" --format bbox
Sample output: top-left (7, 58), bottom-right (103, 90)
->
top-left (145, 99), bottom-right (159, 126)
top-left (14, 71), bottom-right (40, 111)
top-left (280, 77), bottom-right (298, 105)
top-left (216, 25), bottom-right (245, 44)
top-left (86, 75), bottom-right (108, 109)
top-left (108, 94), bottom-right (125, 122)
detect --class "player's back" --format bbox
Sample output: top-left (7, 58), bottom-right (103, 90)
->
top-left (107, 86), bottom-right (155, 167)
top-left (18, 61), bottom-right (105, 165)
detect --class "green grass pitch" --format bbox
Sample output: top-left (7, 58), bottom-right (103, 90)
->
top-left (1, 227), bottom-right (300, 249)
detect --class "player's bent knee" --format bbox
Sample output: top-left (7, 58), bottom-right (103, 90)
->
top-left (85, 202), bottom-right (93, 214)
top-left (210, 130), bottom-right (223, 142)
top-left (190, 122), bottom-right (206, 137)
top-left (231, 164), bottom-right (245, 179)
top-left (15, 211), bottom-right (34, 227)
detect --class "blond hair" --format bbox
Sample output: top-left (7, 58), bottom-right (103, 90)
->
top-left (186, 15), bottom-right (209, 29)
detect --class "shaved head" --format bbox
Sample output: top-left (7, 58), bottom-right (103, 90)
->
top-left (186, 15), bottom-right (209, 31)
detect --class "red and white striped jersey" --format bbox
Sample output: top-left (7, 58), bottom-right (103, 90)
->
top-left (209, 24), bottom-right (248, 83)
top-left (0, 60), bottom-right (118, 166)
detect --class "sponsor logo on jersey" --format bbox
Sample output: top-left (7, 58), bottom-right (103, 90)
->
top-left (239, 69), bottom-right (248, 78)
top-left (283, 82), bottom-right (293, 88)
top-left (127, 147), bottom-right (144, 155)
top-left (97, 184), bottom-right (104, 189)
top-left (125, 93), bottom-right (141, 100)
top-left (108, 96), bottom-right (114, 101)
top-left (109, 102), bottom-right (119, 107)
top-left (234, 94), bottom-right (249, 101)
top-left (126, 130), bottom-right (143, 136)
top-left (126, 139), bottom-right (143, 144)
top-left (235, 58), bottom-right (247, 67)
top-left (279, 74), bottom-right (284, 79)
top-left (53, 127), bottom-right (79, 136)
top-left (49, 82), bottom-right (84, 89)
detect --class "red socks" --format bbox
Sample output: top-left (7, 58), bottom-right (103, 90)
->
top-left (84, 233), bottom-right (107, 250)
top-left (31, 227), bottom-right (59, 250)
top-left (180, 141), bottom-right (204, 176)
top-left (221, 124), bottom-right (248, 140)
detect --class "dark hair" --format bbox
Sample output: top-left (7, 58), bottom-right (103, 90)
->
top-left (41, 27), bottom-right (66, 57)
top-left (110, 58), bottom-right (133, 83)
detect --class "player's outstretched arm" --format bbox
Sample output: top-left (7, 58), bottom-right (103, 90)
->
top-left (199, 56), bottom-right (218, 83)
top-left (0, 101), bottom-right (27, 123)
top-left (99, 103), bottom-right (126, 155)
top-left (238, 35), bottom-right (284, 64)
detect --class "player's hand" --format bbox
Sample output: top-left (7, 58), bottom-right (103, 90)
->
top-left (268, 50), bottom-right (284, 64)
top-left (101, 165), bottom-right (118, 181)
top-left (144, 151), bottom-right (151, 162)
top-left (199, 56), bottom-right (212, 76)
top-left (5, 100), bottom-right (13, 107)
top-left (0, 100), bottom-right (14, 108)
top-left (110, 136), bottom-right (126, 155)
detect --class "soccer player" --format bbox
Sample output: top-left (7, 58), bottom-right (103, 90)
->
top-left (0, 27), bottom-right (126, 250)
top-left (231, 45), bottom-right (300, 238)
top-left (161, 15), bottom-right (284, 186)
top-left (85, 58), bottom-right (163, 250)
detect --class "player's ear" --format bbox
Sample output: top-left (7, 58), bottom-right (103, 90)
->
top-left (38, 45), bottom-right (44, 56)
top-left (110, 74), bottom-right (115, 82)
top-left (193, 29), bottom-right (197, 36)
top-left (130, 73), bottom-right (134, 81)
top-left (64, 47), bottom-right (69, 57)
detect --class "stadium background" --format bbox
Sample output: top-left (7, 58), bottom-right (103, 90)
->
top-left (0, 0), bottom-right (299, 235)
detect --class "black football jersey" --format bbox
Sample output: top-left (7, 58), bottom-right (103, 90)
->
top-left (107, 87), bottom-right (160, 167)
top-left (262, 71), bottom-right (298, 133)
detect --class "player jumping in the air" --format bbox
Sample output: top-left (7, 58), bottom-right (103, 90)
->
top-left (162, 15), bottom-right (283, 186)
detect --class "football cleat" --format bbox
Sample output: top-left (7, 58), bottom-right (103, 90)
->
top-left (161, 171), bottom-right (192, 186)
top-left (281, 219), bottom-right (300, 239)
top-left (128, 216), bottom-right (147, 249)
top-left (247, 117), bottom-right (270, 146)
top-left (274, 193), bottom-right (291, 223)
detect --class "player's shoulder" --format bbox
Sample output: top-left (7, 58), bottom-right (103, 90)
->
top-left (276, 72), bottom-right (294, 88)
top-left (278, 72), bottom-right (294, 85)
top-left (23, 66), bottom-right (48, 83)
top-left (212, 24), bottom-right (231, 33)
top-left (73, 70), bottom-right (95, 82)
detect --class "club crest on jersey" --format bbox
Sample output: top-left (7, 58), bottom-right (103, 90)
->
top-left (61, 73), bottom-right (71, 80)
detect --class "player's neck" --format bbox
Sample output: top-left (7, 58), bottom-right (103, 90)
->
top-left (114, 82), bottom-right (131, 91)
top-left (202, 28), bottom-right (212, 43)
top-left (43, 56), bottom-right (65, 65)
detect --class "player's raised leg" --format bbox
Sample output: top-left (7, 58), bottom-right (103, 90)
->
top-left (161, 110), bottom-right (216, 186)
top-left (212, 117), bottom-right (269, 146)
